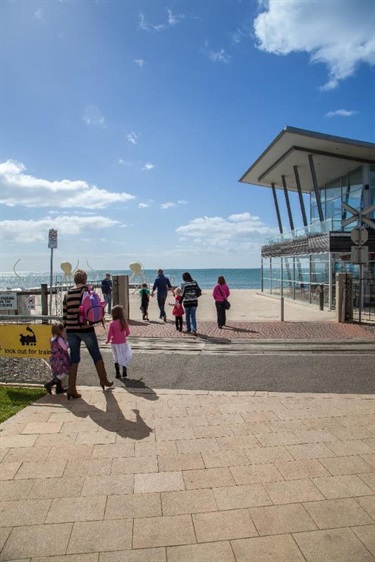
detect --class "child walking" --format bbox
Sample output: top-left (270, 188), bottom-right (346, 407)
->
top-left (172, 287), bottom-right (184, 332)
top-left (139, 283), bottom-right (150, 321)
top-left (106, 305), bottom-right (132, 378)
top-left (45, 322), bottom-right (69, 395)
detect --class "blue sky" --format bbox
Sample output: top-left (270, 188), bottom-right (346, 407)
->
top-left (1, 0), bottom-right (374, 273)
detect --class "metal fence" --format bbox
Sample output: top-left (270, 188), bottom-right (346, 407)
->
top-left (352, 277), bottom-right (375, 323)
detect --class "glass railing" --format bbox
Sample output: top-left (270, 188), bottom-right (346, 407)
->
top-left (265, 219), bottom-right (342, 245)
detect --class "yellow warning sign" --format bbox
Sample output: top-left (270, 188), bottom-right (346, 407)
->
top-left (0, 324), bottom-right (51, 358)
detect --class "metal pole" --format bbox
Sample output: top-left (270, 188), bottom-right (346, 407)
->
top-left (359, 263), bottom-right (363, 324)
top-left (280, 257), bottom-right (284, 322)
top-left (49, 248), bottom-right (54, 316)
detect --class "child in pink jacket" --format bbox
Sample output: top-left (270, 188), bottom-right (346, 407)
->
top-left (106, 305), bottom-right (132, 378)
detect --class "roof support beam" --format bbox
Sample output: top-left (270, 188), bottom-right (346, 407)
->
top-left (308, 154), bottom-right (324, 222)
top-left (282, 175), bottom-right (295, 231)
top-left (293, 165), bottom-right (307, 227)
top-left (271, 183), bottom-right (283, 234)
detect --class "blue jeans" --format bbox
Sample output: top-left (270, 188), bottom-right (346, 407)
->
top-left (67, 331), bottom-right (102, 364)
top-left (157, 295), bottom-right (167, 319)
top-left (104, 294), bottom-right (112, 314)
top-left (185, 306), bottom-right (197, 332)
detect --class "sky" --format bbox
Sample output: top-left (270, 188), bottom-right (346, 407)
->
top-left (1, 0), bottom-right (374, 273)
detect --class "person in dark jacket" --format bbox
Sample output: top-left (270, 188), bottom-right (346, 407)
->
top-left (180, 271), bottom-right (201, 336)
top-left (151, 269), bottom-right (172, 321)
top-left (101, 273), bottom-right (112, 314)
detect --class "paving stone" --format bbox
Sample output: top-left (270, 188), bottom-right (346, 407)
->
top-left (75, 431), bottom-right (117, 445)
top-left (356, 496), bottom-right (375, 519)
top-left (303, 497), bottom-right (374, 529)
top-left (255, 431), bottom-right (301, 447)
top-left (264, 479), bottom-right (324, 504)
top-left (14, 460), bottom-right (67, 480)
top-left (361, 453), bottom-right (375, 469)
top-left (249, 503), bottom-right (317, 535)
top-left (286, 443), bottom-right (336, 460)
top-left (213, 483), bottom-right (272, 510)
top-left (0, 498), bottom-right (51, 527)
top-left (312, 474), bottom-right (374, 499)
top-left (326, 439), bottom-right (374, 456)
top-left (275, 459), bottom-right (330, 480)
top-left (33, 555), bottom-right (99, 562)
top-left (29, 476), bottom-right (85, 499)
top-left (67, 519), bottom-right (132, 553)
top-left (352, 525), bottom-right (375, 558)
top-left (216, 435), bottom-right (260, 450)
top-left (230, 422), bottom-right (272, 436)
top-left (202, 449), bottom-right (250, 468)
top-left (46, 495), bottom-right (106, 523)
top-left (292, 429), bottom-right (338, 443)
top-left (47, 444), bottom-right (94, 462)
top-left (35, 432), bottom-right (78, 447)
top-left (183, 467), bottom-right (235, 489)
top-left (155, 427), bottom-right (195, 441)
top-left (161, 489), bottom-right (217, 515)
top-left (193, 425), bottom-right (234, 439)
top-left (81, 474), bottom-right (134, 496)
top-left (0, 527), bottom-right (11, 551)
top-left (244, 445), bottom-right (294, 465)
top-left (167, 541), bottom-right (235, 562)
top-left (231, 534), bottom-right (305, 561)
top-left (230, 463), bottom-right (284, 485)
top-left (176, 438), bottom-right (220, 454)
top-left (1, 523), bottom-right (72, 559)
top-left (0, 460), bottom-right (22, 480)
top-left (193, 509), bottom-right (257, 542)
top-left (241, 411), bottom-right (280, 423)
top-left (359, 471), bottom-right (375, 491)
top-left (0, 478), bottom-right (34, 501)
top-left (0, 434), bottom-right (38, 448)
top-left (92, 442), bottom-right (135, 458)
top-left (21, 422), bottom-right (63, 434)
top-left (2, 446), bottom-right (51, 463)
top-left (99, 548), bottom-right (166, 562)
top-left (133, 514), bottom-right (195, 548)
top-left (63, 458), bottom-right (113, 477)
top-left (134, 471), bottom-right (184, 493)
top-left (293, 527), bottom-right (374, 562)
top-left (319, 454), bottom-right (375, 476)
top-left (105, 493), bottom-right (162, 519)
top-left (158, 453), bottom-right (204, 472)
top-left (135, 441), bottom-right (177, 457)
top-left (112, 455), bottom-right (158, 475)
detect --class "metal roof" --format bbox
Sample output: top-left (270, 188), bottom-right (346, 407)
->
top-left (239, 127), bottom-right (375, 193)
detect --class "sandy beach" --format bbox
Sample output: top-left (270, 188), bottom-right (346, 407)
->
top-left (128, 289), bottom-right (336, 323)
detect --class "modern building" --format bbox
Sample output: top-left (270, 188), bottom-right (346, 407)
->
top-left (240, 127), bottom-right (375, 311)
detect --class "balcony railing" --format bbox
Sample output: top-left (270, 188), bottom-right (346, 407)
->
top-left (265, 219), bottom-right (342, 245)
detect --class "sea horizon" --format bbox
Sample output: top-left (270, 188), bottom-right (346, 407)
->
top-left (0, 268), bottom-right (262, 291)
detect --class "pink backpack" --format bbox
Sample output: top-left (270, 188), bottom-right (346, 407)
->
top-left (78, 286), bottom-right (105, 325)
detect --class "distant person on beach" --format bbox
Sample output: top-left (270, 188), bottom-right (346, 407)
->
top-left (63, 269), bottom-right (113, 399)
top-left (213, 276), bottom-right (230, 329)
top-left (101, 272), bottom-right (113, 314)
top-left (180, 272), bottom-right (201, 336)
top-left (139, 283), bottom-right (150, 321)
top-left (151, 269), bottom-right (172, 321)
top-left (170, 287), bottom-right (184, 332)
top-left (106, 305), bottom-right (132, 379)
top-left (44, 322), bottom-right (69, 395)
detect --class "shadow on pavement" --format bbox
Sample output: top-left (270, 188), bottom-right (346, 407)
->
top-left (65, 390), bottom-right (153, 440)
top-left (121, 377), bottom-right (159, 401)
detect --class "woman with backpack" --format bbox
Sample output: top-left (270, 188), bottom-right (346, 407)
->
top-left (180, 272), bottom-right (202, 336)
top-left (63, 269), bottom-right (113, 399)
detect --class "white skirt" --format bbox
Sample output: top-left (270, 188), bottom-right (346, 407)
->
top-left (111, 342), bottom-right (133, 367)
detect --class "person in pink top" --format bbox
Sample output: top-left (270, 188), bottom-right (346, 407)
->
top-left (106, 305), bottom-right (132, 379)
top-left (212, 276), bottom-right (230, 329)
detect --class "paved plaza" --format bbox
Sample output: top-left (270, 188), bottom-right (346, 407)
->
top-left (0, 291), bottom-right (374, 561)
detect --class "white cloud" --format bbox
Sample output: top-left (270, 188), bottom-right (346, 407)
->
top-left (325, 109), bottom-right (358, 118)
top-left (141, 162), bottom-right (155, 171)
top-left (0, 160), bottom-right (135, 209)
top-left (127, 132), bottom-right (139, 145)
top-left (138, 9), bottom-right (185, 32)
top-left (254, 0), bottom-right (375, 89)
top-left (82, 105), bottom-right (106, 128)
top-left (167, 9), bottom-right (185, 26)
top-left (176, 213), bottom-right (277, 248)
top-left (118, 158), bottom-right (133, 166)
top-left (138, 203), bottom-right (149, 208)
top-left (177, 200), bottom-right (188, 205)
top-left (134, 59), bottom-right (145, 67)
top-left (34, 8), bottom-right (45, 23)
top-left (0, 215), bottom-right (120, 243)
top-left (161, 202), bottom-right (175, 209)
top-left (208, 48), bottom-right (231, 64)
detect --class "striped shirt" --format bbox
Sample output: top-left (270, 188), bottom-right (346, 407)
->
top-left (63, 286), bottom-right (94, 333)
top-left (180, 280), bottom-right (200, 308)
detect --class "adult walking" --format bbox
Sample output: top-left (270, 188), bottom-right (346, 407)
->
top-left (180, 272), bottom-right (201, 336)
top-left (151, 269), bottom-right (172, 321)
top-left (63, 269), bottom-right (113, 399)
top-left (213, 275), bottom-right (230, 329)
top-left (101, 272), bottom-right (112, 314)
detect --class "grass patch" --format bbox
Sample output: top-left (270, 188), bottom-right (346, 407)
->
top-left (0, 386), bottom-right (45, 424)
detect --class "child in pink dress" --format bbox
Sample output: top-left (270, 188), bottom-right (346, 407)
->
top-left (171, 287), bottom-right (185, 332)
top-left (45, 322), bottom-right (69, 394)
top-left (106, 305), bottom-right (132, 378)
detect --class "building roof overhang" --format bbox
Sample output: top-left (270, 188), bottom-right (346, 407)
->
top-left (239, 127), bottom-right (375, 193)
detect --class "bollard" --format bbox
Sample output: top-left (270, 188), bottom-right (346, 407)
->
top-left (319, 284), bottom-right (324, 311)
top-left (280, 297), bottom-right (284, 322)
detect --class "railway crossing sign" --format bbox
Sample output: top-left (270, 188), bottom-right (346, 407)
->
top-left (342, 203), bottom-right (375, 229)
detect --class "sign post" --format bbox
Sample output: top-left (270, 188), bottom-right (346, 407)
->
top-left (48, 229), bottom-right (58, 315)
top-left (350, 227), bottom-right (368, 324)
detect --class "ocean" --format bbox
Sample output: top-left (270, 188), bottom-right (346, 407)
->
top-left (0, 269), bottom-right (262, 291)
